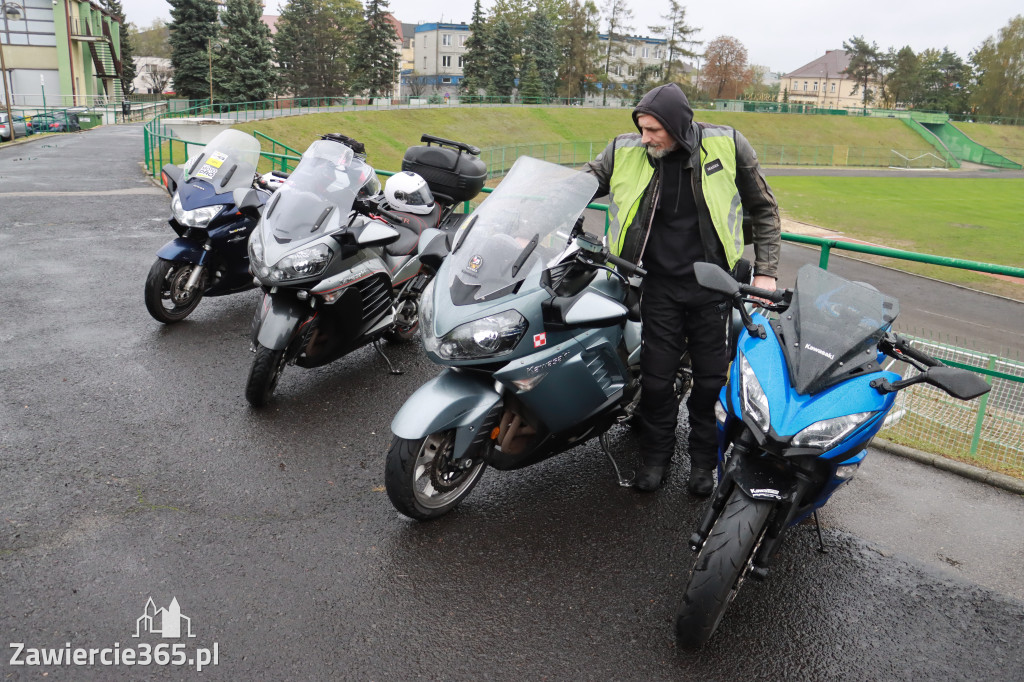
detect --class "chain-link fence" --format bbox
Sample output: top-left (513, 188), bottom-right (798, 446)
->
top-left (880, 335), bottom-right (1024, 476)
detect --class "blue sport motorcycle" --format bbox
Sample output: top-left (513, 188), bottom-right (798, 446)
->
top-left (145, 129), bottom-right (271, 323)
top-left (674, 262), bottom-right (991, 648)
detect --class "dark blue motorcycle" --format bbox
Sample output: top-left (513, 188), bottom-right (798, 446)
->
top-left (674, 262), bottom-right (991, 648)
top-left (145, 129), bottom-right (271, 323)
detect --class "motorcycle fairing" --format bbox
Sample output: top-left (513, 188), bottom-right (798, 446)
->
top-left (311, 251), bottom-right (389, 299)
top-left (390, 369), bottom-right (503, 463)
top-left (254, 294), bottom-right (307, 350)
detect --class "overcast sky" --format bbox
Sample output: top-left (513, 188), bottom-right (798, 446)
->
top-left (122, 0), bottom-right (1021, 73)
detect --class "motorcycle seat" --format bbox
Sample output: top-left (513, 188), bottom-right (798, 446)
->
top-left (382, 204), bottom-right (441, 257)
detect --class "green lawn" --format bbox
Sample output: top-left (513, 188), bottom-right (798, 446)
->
top-left (232, 107), bottom-right (936, 173)
top-left (767, 175), bottom-right (1024, 298)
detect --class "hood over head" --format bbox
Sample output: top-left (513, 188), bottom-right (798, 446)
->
top-left (632, 83), bottom-right (697, 153)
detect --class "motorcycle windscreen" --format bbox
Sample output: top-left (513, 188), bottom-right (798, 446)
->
top-left (776, 264), bottom-right (899, 395)
top-left (447, 156), bottom-right (598, 304)
top-left (182, 129), bottom-right (261, 194)
top-left (261, 140), bottom-right (374, 248)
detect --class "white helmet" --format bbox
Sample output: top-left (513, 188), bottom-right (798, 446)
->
top-left (384, 171), bottom-right (434, 215)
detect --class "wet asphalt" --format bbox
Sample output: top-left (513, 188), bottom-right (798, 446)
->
top-left (1, 125), bottom-right (1023, 680)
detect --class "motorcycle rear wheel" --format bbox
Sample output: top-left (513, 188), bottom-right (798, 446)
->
top-left (675, 487), bottom-right (772, 649)
top-left (245, 343), bottom-right (287, 408)
top-left (384, 295), bottom-right (419, 343)
top-left (144, 258), bottom-right (204, 323)
top-left (384, 431), bottom-right (487, 520)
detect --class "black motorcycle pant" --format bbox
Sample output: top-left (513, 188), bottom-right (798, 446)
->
top-left (638, 274), bottom-right (730, 472)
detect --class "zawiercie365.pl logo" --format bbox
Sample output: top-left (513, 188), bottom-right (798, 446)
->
top-left (9, 597), bottom-right (220, 671)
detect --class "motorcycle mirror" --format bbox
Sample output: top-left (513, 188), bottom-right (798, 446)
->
top-left (923, 366), bottom-right (991, 401)
top-left (233, 188), bottom-right (264, 219)
top-left (351, 221), bottom-right (400, 248)
top-left (694, 262), bottom-right (741, 297)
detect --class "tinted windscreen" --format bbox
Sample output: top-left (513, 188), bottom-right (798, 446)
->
top-left (777, 265), bottom-right (899, 395)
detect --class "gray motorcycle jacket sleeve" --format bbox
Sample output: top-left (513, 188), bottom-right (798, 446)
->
top-left (733, 129), bottom-right (781, 279)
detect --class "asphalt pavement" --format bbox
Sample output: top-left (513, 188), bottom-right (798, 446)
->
top-left (1, 124), bottom-right (1022, 680)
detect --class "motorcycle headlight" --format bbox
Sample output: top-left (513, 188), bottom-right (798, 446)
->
top-left (255, 243), bottom-right (333, 283)
top-left (435, 310), bottom-right (528, 360)
top-left (739, 352), bottom-right (771, 433)
top-left (792, 411), bottom-right (876, 450)
top-left (172, 193), bottom-right (224, 228)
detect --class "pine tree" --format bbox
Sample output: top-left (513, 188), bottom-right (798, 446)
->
top-left (168, 0), bottom-right (219, 102)
top-left (350, 0), bottom-right (399, 99)
top-left (519, 58), bottom-right (544, 102)
top-left (274, 0), bottom-right (363, 98)
top-left (459, 0), bottom-right (489, 98)
top-left (526, 9), bottom-right (558, 99)
top-left (842, 35), bottom-right (882, 112)
top-left (557, 0), bottom-right (601, 101)
top-left (600, 0), bottom-right (633, 105)
top-left (487, 18), bottom-right (518, 98)
top-left (100, 0), bottom-right (136, 95)
top-left (648, 0), bottom-right (700, 84)
top-left (214, 0), bottom-right (275, 103)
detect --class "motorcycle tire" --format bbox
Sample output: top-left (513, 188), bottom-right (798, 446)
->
top-left (384, 295), bottom-right (419, 343)
top-left (384, 431), bottom-right (487, 521)
top-left (144, 258), bottom-right (204, 324)
top-left (245, 343), bottom-right (287, 408)
top-left (675, 487), bottom-right (772, 649)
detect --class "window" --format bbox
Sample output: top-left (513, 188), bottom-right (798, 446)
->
top-left (458, 56), bottom-right (464, 68)
top-left (442, 34), bottom-right (452, 46)
top-left (442, 55), bottom-right (452, 67)
top-left (830, 83), bottom-right (836, 92)
top-left (441, 77), bottom-right (452, 84)
top-left (629, 45), bottom-right (636, 57)
top-left (628, 66), bottom-right (635, 77)
top-left (655, 49), bottom-right (663, 59)
top-left (642, 47), bottom-right (650, 58)
top-left (459, 35), bottom-right (467, 46)
top-left (813, 81), bottom-right (818, 91)
top-left (803, 81), bottom-right (808, 91)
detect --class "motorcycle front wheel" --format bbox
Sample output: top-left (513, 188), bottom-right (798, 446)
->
top-left (245, 343), bottom-right (287, 408)
top-left (144, 259), bottom-right (204, 323)
top-left (384, 430), bottom-right (487, 521)
top-left (674, 487), bottom-right (772, 649)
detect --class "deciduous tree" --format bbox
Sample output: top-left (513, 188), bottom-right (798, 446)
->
top-left (600, 0), bottom-right (633, 105)
top-left (556, 0), bottom-right (600, 100)
top-left (274, 0), bottom-right (362, 98)
top-left (701, 35), bottom-right (750, 99)
top-left (970, 15), bottom-right (1024, 119)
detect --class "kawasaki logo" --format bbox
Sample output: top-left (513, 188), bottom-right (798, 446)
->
top-left (804, 343), bottom-right (835, 360)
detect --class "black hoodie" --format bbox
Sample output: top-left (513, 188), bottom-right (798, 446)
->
top-left (632, 84), bottom-right (703, 278)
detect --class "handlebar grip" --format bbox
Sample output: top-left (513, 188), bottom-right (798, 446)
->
top-left (606, 253), bottom-right (647, 278)
top-left (891, 335), bottom-right (942, 367)
top-left (740, 285), bottom-right (786, 303)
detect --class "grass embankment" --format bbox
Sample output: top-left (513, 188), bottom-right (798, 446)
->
top-left (231, 107), bottom-right (936, 173)
top-left (767, 175), bottom-right (1024, 299)
top-left (953, 121), bottom-right (1024, 164)
top-left (222, 107), bottom-right (1021, 296)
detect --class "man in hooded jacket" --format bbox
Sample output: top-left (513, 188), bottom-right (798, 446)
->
top-left (584, 83), bottom-right (781, 494)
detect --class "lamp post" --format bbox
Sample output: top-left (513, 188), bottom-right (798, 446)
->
top-left (0, 1), bottom-right (25, 141)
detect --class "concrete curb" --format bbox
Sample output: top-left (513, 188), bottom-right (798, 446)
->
top-left (873, 437), bottom-right (1024, 496)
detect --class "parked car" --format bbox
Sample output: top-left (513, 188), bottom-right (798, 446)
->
top-left (0, 113), bottom-right (31, 140)
top-left (29, 112), bottom-right (81, 133)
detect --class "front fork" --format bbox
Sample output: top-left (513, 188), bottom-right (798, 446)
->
top-left (184, 241), bottom-right (213, 292)
top-left (688, 428), bottom-right (814, 580)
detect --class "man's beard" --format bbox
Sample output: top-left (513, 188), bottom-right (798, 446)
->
top-left (646, 142), bottom-right (677, 159)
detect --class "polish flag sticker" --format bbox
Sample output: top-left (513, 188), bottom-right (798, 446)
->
top-left (533, 333), bottom-right (547, 348)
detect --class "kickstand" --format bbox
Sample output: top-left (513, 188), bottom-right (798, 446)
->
top-left (813, 510), bottom-right (828, 553)
top-left (599, 433), bottom-right (634, 487)
top-left (372, 340), bottom-right (403, 375)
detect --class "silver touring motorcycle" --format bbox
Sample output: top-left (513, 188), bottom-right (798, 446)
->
top-left (245, 134), bottom-right (481, 407)
top-left (385, 156), bottom-right (691, 519)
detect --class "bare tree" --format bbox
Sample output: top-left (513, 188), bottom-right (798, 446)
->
top-left (142, 61), bottom-right (174, 94)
